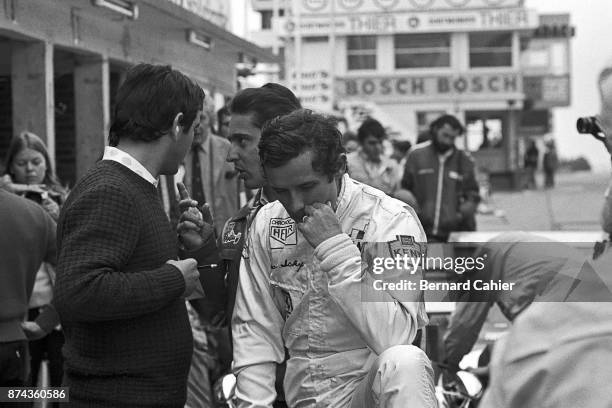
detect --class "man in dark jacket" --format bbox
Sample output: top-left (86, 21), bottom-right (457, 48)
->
top-left (401, 114), bottom-right (480, 242)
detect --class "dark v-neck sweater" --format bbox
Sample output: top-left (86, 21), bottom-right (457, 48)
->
top-left (54, 160), bottom-right (192, 407)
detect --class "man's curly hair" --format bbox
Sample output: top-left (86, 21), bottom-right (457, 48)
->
top-left (259, 109), bottom-right (346, 181)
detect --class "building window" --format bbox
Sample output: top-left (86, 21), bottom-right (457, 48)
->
top-left (347, 35), bottom-right (377, 70)
top-left (466, 113), bottom-right (505, 151)
top-left (304, 36), bottom-right (328, 43)
top-left (469, 32), bottom-right (513, 68)
top-left (260, 9), bottom-right (284, 30)
top-left (394, 34), bottom-right (451, 69)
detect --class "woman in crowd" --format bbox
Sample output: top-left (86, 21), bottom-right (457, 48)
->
top-left (1, 131), bottom-right (67, 398)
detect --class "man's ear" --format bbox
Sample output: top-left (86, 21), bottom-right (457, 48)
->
top-left (170, 113), bottom-right (184, 140)
top-left (337, 153), bottom-right (348, 176)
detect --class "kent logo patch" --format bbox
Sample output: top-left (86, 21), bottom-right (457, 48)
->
top-left (269, 218), bottom-right (297, 249)
top-left (387, 235), bottom-right (424, 258)
top-left (222, 222), bottom-right (242, 245)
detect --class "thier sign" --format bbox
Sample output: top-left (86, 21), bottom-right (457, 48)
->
top-left (276, 8), bottom-right (537, 36)
top-left (336, 73), bottom-right (524, 101)
top-left (294, 0), bottom-right (523, 15)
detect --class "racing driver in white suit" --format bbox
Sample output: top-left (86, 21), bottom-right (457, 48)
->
top-left (232, 109), bottom-right (437, 408)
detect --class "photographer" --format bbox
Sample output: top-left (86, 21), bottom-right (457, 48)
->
top-left (596, 67), bottom-right (612, 235)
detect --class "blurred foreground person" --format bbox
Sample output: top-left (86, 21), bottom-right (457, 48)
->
top-left (599, 67), bottom-right (612, 236)
top-left (479, 243), bottom-right (612, 408)
top-left (232, 110), bottom-right (435, 407)
top-left (443, 232), bottom-right (594, 375)
top-left (54, 64), bottom-right (210, 407)
top-left (2, 131), bottom-right (67, 398)
top-left (479, 65), bottom-right (612, 408)
top-left (347, 118), bottom-right (401, 196)
top-left (401, 114), bottom-right (480, 242)
top-left (0, 190), bottom-right (57, 387)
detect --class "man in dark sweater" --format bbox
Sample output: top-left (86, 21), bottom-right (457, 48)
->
top-left (54, 64), bottom-right (211, 407)
top-left (0, 190), bottom-right (58, 386)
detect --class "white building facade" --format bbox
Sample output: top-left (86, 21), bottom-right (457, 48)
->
top-left (250, 0), bottom-right (573, 189)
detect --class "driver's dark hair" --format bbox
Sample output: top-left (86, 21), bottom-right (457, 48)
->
top-left (259, 109), bottom-right (345, 181)
top-left (108, 63), bottom-right (204, 147)
top-left (429, 114), bottom-right (465, 136)
top-left (229, 83), bottom-right (301, 128)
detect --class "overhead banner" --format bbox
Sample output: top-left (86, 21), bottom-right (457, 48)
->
top-left (336, 73), bottom-right (524, 101)
top-left (277, 8), bottom-right (538, 36)
top-left (295, 0), bottom-right (524, 15)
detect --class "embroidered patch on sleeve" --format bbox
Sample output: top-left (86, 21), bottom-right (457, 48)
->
top-left (222, 221), bottom-right (242, 245)
top-left (269, 217), bottom-right (297, 249)
top-left (387, 235), bottom-right (425, 258)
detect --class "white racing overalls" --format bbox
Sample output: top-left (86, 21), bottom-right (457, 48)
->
top-left (232, 175), bottom-right (436, 408)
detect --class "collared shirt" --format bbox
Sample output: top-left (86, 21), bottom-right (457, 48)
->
top-left (102, 146), bottom-right (158, 187)
top-left (346, 150), bottom-right (401, 195)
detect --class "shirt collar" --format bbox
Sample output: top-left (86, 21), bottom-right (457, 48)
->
top-left (102, 146), bottom-right (158, 187)
top-left (438, 148), bottom-right (454, 161)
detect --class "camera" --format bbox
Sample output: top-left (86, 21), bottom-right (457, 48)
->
top-left (24, 190), bottom-right (45, 204)
top-left (576, 116), bottom-right (602, 135)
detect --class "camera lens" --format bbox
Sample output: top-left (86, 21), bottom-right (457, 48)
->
top-left (576, 116), bottom-right (601, 134)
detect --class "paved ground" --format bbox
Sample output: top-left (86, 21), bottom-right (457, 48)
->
top-left (477, 170), bottom-right (609, 232)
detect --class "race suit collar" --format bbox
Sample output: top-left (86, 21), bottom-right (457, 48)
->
top-left (334, 173), bottom-right (352, 218)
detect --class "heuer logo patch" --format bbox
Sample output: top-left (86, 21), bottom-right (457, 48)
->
top-left (387, 235), bottom-right (424, 258)
top-left (222, 222), bottom-right (242, 245)
top-left (269, 218), bottom-right (297, 249)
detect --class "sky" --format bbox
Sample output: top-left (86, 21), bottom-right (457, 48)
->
top-left (231, 0), bottom-right (612, 171)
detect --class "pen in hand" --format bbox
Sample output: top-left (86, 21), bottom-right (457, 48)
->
top-left (197, 264), bottom-right (218, 270)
